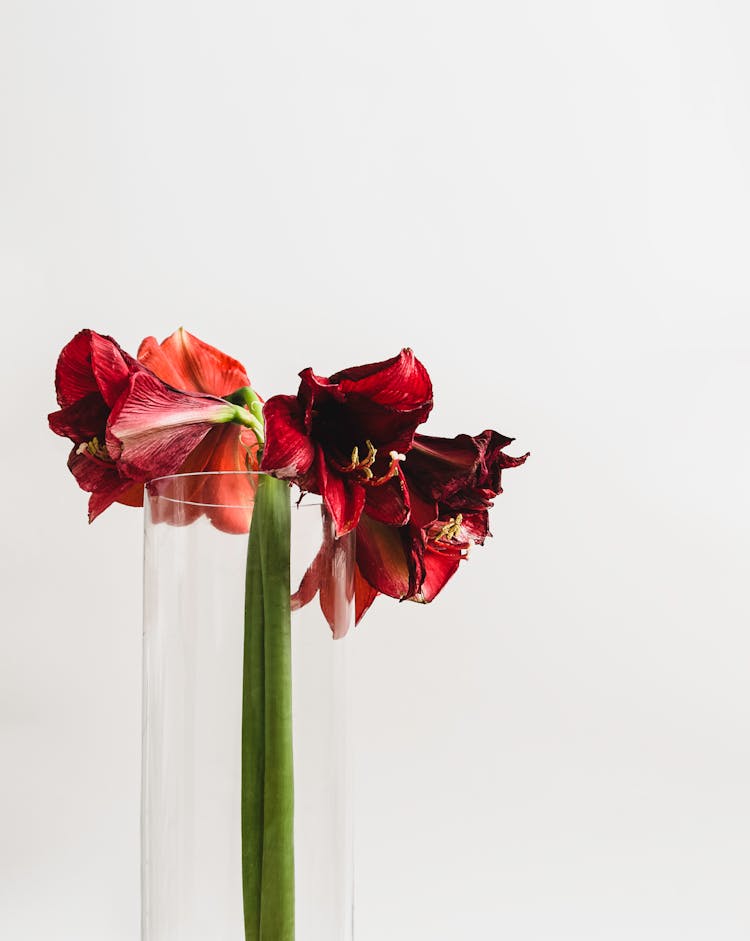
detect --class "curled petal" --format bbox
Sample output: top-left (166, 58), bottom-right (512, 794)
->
top-left (55, 330), bottom-right (133, 408)
top-left (107, 371), bottom-right (237, 479)
top-left (331, 348), bottom-right (433, 413)
top-left (139, 327), bottom-right (251, 396)
top-left (48, 393), bottom-right (110, 444)
top-left (67, 448), bottom-right (143, 522)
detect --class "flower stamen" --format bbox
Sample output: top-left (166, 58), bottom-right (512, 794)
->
top-left (76, 436), bottom-right (111, 462)
top-left (435, 513), bottom-right (464, 542)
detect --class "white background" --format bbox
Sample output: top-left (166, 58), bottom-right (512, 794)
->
top-left (1, 1), bottom-right (749, 938)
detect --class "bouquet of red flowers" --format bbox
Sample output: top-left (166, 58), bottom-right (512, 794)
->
top-left (49, 328), bottom-right (527, 940)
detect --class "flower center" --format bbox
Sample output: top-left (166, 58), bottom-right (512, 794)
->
top-left (340, 439), bottom-right (405, 487)
top-left (76, 436), bottom-right (111, 462)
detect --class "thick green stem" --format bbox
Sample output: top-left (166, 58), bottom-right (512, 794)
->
top-left (241, 474), bottom-right (295, 941)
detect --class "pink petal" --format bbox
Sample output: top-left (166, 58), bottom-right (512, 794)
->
top-left (106, 371), bottom-right (237, 480)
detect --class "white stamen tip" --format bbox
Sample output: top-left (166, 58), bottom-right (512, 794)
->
top-left (390, 450), bottom-right (406, 462)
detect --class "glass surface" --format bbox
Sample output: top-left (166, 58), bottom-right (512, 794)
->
top-left (142, 473), bottom-right (354, 941)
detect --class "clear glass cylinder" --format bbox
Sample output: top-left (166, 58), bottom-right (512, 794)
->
top-left (142, 472), bottom-right (354, 941)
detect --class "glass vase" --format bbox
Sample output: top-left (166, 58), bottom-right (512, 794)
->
top-left (142, 472), bottom-right (354, 941)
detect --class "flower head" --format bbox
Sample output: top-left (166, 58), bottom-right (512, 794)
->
top-left (261, 349), bottom-right (433, 536)
top-left (49, 329), bottom-right (260, 527)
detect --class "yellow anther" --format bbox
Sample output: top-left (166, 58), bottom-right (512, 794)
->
top-left (436, 513), bottom-right (464, 542)
top-left (362, 440), bottom-right (377, 468)
top-left (76, 436), bottom-right (110, 461)
top-left (350, 446), bottom-right (360, 467)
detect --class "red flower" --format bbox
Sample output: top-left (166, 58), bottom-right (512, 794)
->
top-left (138, 329), bottom-right (261, 532)
top-left (48, 329), bottom-right (260, 526)
top-left (261, 349), bottom-right (433, 536)
top-left (352, 429), bottom-right (529, 620)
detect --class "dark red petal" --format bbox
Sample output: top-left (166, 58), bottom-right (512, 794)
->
top-left (89, 332), bottom-right (135, 407)
top-left (332, 348), bottom-right (433, 413)
top-left (55, 331), bottom-right (100, 407)
top-left (297, 368), bottom-right (345, 430)
top-left (407, 433), bottom-right (483, 499)
top-left (337, 395), bottom-right (432, 454)
top-left (363, 466), bottom-right (410, 526)
top-left (318, 451), bottom-right (366, 536)
top-left (460, 509), bottom-right (490, 545)
top-left (106, 372), bottom-right (236, 480)
top-left (65, 448), bottom-right (136, 521)
top-left (413, 545), bottom-right (462, 603)
top-left (354, 565), bottom-right (378, 625)
top-left (355, 515), bottom-right (424, 599)
top-left (479, 430), bottom-right (530, 492)
top-left (261, 395), bottom-right (316, 480)
top-left (48, 393), bottom-right (109, 443)
top-left (139, 328), bottom-right (251, 396)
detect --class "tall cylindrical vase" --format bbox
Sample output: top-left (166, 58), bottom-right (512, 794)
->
top-left (142, 472), bottom-right (354, 941)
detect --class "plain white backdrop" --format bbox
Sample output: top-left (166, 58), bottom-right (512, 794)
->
top-left (1, 1), bottom-right (749, 938)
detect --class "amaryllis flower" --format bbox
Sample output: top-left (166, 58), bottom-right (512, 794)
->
top-left (48, 329), bottom-right (260, 526)
top-left (300, 428), bottom-right (529, 630)
top-left (138, 329), bottom-right (262, 532)
top-left (261, 349), bottom-right (433, 536)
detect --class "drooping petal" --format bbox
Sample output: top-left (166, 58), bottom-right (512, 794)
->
top-left (354, 565), bottom-right (378, 625)
top-left (139, 328), bottom-right (250, 395)
top-left (355, 514), bottom-right (424, 599)
top-left (66, 448), bottom-right (140, 522)
top-left (408, 432), bottom-right (482, 499)
top-left (261, 395), bottom-right (316, 480)
top-left (106, 371), bottom-right (238, 479)
top-left (318, 448), bottom-right (366, 536)
top-left (291, 545), bottom-right (324, 612)
top-left (408, 429), bottom-right (530, 509)
top-left (48, 393), bottom-right (110, 444)
top-left (318, 525), bottom-right (356, 638)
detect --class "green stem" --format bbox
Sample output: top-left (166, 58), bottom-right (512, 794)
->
top-left (242, 474), bottom-right (295, 941)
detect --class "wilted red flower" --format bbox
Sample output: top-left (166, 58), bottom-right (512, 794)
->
top-left (270, 349), bottom-right (528, 631)
top-left (353, 429), bottom-right (529, 620)
top-left (48, 329), bottom-right (260, 526)
top-left (261, 349), bottom-right (433, 536)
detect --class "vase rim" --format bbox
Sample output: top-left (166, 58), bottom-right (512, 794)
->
top-left (146, 472), bottom-right (322, 511)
